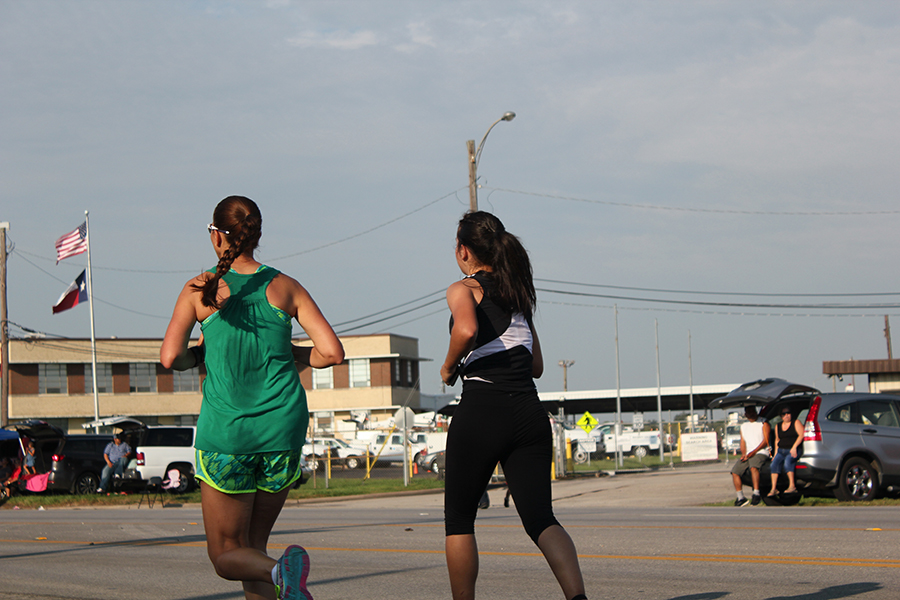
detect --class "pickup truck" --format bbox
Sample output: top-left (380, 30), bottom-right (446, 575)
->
top-left (563, 428), bottom-right (606, 464)
top-left (367, 432), bottom-right (427, 466)
top-left (595, 422), bottom-right (665, 459)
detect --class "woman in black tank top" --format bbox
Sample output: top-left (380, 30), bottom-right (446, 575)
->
top-left (440, 211), bottom-right (587, 600)
top-left (768, 407), bottom-right (805, 495)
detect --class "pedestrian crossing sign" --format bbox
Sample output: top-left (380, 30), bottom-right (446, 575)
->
top-left (576, 411), bottom-right (598, 435)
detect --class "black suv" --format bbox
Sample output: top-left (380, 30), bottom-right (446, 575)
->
top-left (712, 378), bottom-right (900, 501)
top-left (6, 420), bottom-right (120, 495)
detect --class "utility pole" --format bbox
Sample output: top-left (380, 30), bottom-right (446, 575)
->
top-left (467, 139), bottom-right (478, 211)
top-left (558, 359), bottom-right (575, 391)
top-left (1, 221), bottom-right (9, 427)
top-left (885, 315), bottom-right (893, 360)
top-left (466, 112), bottom-right (516, 213)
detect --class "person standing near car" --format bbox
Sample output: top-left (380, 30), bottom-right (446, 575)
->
top-left (440, 211), bottom-right (587, 600)
top-left (161, 196), bottom-right (343, 600)
top-left (731, 405), bottom-right (771, 506)
top-left (768, 407), bottom-right (804, 496)
top-left (97, 434), bottom-right (131, 494)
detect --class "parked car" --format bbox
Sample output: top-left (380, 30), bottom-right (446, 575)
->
top-left (711, 378), bottom-right (900, 501)
top-left (722, 424), bottom-right (741, 454)
top-left (367, 432), bottom-right (427, 466)
top-left (83, 416), bottom-right (197, 493)
top-left (422, 449), bottom-right (446, 478)
top-left (303, 437), bottom-right (367, 470)
top-left (4, 420), bottom-right (114, 495)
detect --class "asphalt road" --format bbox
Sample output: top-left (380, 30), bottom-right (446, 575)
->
top-left (1, 462), bottom-right (898, 600)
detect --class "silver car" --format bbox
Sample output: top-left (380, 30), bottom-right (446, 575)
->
top-left (711, 378), bottom-right (900, 501)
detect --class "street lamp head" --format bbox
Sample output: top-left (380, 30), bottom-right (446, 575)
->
top-left (501, 111), bottom-right (516, 121)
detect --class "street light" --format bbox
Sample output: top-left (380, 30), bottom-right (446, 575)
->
top-left (467, 111), bottom-right (516, 211)
top-left (558, 359), bottom-right (575, 392)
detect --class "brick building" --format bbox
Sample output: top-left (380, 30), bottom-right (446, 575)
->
top-left (4, 333), bottom-right (423, 435)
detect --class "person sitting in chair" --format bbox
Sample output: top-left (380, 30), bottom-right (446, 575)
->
top-left (97, 434), bottom-right (132, 494)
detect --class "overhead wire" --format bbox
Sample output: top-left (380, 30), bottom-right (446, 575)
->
top-left (483, 186), bottom-right (900, 216)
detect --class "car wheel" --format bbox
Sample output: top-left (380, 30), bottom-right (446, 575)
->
top-left (834, 457), bottom-right (878, 502)
top-left (573, 449), bottom-right (588, 464)
top-left (430, 458), bottom-right (441, 475)
top-left (307, 456), bottom-right (323, 471)
top-left (345, 456), bottom-right (360, 470)
top-left (633, 446), bottom-right (649, 459)
top-left (73, 472), bottom-right (100, 495)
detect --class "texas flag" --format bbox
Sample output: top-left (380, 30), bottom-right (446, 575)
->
top-left (52, 270), bottom-right (87, 314)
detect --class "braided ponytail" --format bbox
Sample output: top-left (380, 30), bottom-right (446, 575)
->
top-left (193, 196), bottom-right (263, 308)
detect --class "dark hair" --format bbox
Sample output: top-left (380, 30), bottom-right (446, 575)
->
top-left (192, 196), bottom-right (263, 308)
top-left (457, 211), bottom-right (535, 317)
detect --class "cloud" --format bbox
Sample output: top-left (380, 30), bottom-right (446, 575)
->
top-left (287, 29), bottom-right (378, 50)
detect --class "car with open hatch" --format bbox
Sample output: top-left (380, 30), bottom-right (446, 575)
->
top-left (3, 420), bottom-right (114, 495)
top-left (710, 378), bottom-right (900, 501)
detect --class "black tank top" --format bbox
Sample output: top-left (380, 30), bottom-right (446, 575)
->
top-left (449, 272), bottom-right (535, 392)
top-left (777, 419), bottom-right (800, 450)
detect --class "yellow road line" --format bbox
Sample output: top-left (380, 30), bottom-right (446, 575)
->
top-left (3, 538), bottom-right (898, 569)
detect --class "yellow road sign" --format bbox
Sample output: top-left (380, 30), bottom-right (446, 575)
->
top-left (576, 411), bottom-right (598, 435)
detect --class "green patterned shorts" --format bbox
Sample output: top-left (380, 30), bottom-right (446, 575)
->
top-left (195, 448), bottom-right (304, 494)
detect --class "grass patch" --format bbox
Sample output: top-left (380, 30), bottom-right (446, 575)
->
top-left (0, 477), bottom-right (445, 510)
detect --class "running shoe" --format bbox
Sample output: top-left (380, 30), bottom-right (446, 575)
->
top-left (274, 545), bottom-right (312, 600)
top-left (750, 494), bottom-right (761, 506)
top-left (734, 497), bottom-right (749, 507)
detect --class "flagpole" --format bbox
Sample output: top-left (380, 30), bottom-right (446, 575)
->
top-left (85, 211), bottom-right (100, 432)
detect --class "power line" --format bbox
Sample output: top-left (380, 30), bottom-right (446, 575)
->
top-left (538, 299), bottom-right (899, 319)
top-left (334, 296), bottom-right (446, 335)
top-left (534, 277), bottom-right (900, 298)
top-left (328, 289), bottom-right (445, 328)
top-left (536, 287), bottom-right (900, 310)
top-left (485, 186), bottom-right (900, 216)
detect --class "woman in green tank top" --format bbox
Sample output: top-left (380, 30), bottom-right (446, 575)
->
top-left (161, 196), bottom-right (344, 600)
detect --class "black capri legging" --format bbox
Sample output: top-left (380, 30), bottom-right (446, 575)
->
top-left (444, 384), bottom-right (560, 544)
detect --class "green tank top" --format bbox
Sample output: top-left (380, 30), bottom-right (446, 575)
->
top-left (194, 265), bottom-right (308, 454)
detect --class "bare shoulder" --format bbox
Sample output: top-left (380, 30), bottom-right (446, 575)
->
top-left (447, 277), bottom-right (480, 297)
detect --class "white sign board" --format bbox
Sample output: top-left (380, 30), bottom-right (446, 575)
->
top-left (680, 432), bottom-right (718, 462)
top-left (632, 412), bottom-right (644, 431)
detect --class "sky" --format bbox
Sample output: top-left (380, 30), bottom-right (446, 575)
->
top-left (3, 1), bottom-right (900, 399)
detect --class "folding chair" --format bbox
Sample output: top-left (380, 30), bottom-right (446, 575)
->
top-left (137, 476), bottom-right (164, 508)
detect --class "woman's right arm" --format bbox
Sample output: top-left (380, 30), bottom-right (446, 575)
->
top-left (441, 281), bottom-right (478, 385)
top-left (160, 279), bottom-right (202, 370)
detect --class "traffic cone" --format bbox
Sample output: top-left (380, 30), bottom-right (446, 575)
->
top-left (413, 461), bottom-right (418, 475)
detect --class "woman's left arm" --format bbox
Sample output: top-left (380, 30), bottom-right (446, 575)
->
top-left (790, 419), bottom-right (804, 456)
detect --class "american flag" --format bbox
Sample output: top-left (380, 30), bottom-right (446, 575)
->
top-left (55, 222), bottom-right (87, 263)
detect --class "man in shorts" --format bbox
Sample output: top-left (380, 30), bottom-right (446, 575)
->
top-left (731, 406), bottom-right (771, 506)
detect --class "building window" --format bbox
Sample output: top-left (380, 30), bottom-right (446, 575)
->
top-left (85, 363), bottom-right (113, 394)
top-left (129, 363), bottom-right (157, 393)
top-left (39, 364), bottom-right (67, 394)
top-left (394, 360), bottom-right (401, 384)
top-left (312, 366), bottom-right (334, 390)
top-left (349, 359), bottom-right (371, 388)
top-left (173, 366), bottom-right (201, 393)
top-left (406, 360), bottom-right (413, 384)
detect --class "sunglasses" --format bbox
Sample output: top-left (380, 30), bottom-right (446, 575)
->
top-left (207, 223), bottom-right (230, 235)
top-left (781, 411), bottom-right (792, 416)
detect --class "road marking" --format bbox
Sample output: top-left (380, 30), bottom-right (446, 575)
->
top-left (3, 538), bottom-right (898, 569)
